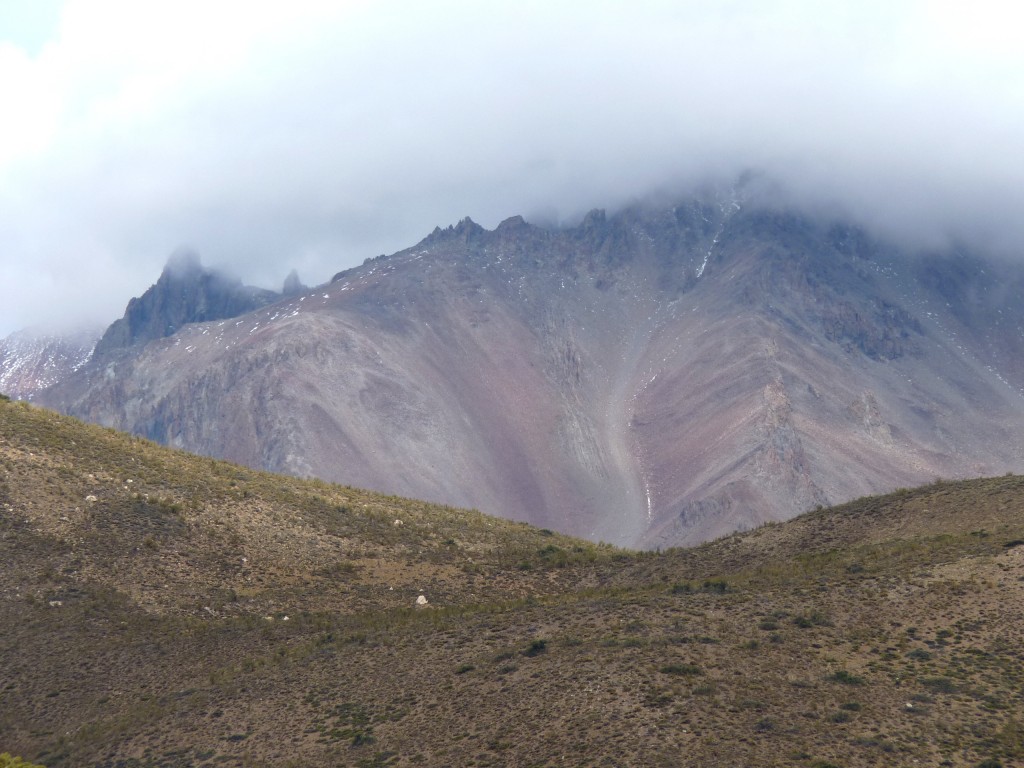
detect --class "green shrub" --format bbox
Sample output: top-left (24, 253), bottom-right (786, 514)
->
top-left (829, 670), bottom-right (865, 685)
top-left (792, 610), bottom-right (833, 628)
top-left (522, 639), bottom-right (547, 657)
top-left (537, 545), bottom-right (569, 567)
top-left (702, 579), bottom-right (728, 593)
top-left (920, 676), bottom-right (957, 694)
top-left (350, 728), bottom-right (375, 746)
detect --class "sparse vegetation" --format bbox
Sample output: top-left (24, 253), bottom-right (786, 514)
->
top-left (0, 756), bottom-right (46, 768)
top-left (659, 663), bottom-right (702, 676)
top-left (3, 399), bottom-right (1024, 766)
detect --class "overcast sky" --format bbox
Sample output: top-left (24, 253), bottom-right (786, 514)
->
top-left (1, 0), bottom-right (1023, 336)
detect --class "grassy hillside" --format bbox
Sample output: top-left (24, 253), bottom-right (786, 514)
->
top-left (2, 398), bottom-right (1024, 767)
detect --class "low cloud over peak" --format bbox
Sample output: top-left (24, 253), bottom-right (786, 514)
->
top-left (2, 1), bottom-right (1022, 335)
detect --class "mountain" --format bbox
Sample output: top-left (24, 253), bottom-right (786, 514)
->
top-left (0, 327), bottom-right (100, 401)
top-left (37, 190), bottom-right (1024, 547)
top-left (91, 248), bottom-right (281, 361)
top-left (2, 399), bottom-right (1024, 767)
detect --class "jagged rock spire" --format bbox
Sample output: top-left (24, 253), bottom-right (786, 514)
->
top-left (92, 250), bottom-right (279, 358)
top-left (283, 269), bottom-right (306, 295)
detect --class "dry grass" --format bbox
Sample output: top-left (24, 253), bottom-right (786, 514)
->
top-left (3, 400), bottom-right (1024, 767)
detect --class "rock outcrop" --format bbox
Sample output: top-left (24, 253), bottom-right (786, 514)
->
top-left (91, 248), bottom-right (279, 360)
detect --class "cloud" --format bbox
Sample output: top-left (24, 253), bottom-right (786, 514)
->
top-left (2, 0), bottom-right (1023, 335)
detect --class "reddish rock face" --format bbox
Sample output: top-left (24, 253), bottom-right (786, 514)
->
top-left (35, 194), bottom-right (1024, 547)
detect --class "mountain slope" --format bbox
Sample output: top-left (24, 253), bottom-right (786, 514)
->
top-left (3, 401), bottom-right (1024, 767)
top-left (39, 193), bottom-right (1024, 547)
top-left (0, 327), bottom-right (99, 401)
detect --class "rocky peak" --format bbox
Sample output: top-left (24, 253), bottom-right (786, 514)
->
top-left (282, 269), bottom-right (306, 295)
top-left (422, 216), bottom-right (486, 246)
top-left (495, 215), bottom-right (528, 232)
top-left (453, 216), bottom-right (483, 236)
top-left (579, 208), bottom-right (607, 230)
top-left (92, 250), bottom-right (279, 359)
top-left (163, 247), bottom-right (203, 278)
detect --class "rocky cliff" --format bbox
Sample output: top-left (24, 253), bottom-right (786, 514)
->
top-left (91, 249), bottom-right (279, 360)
